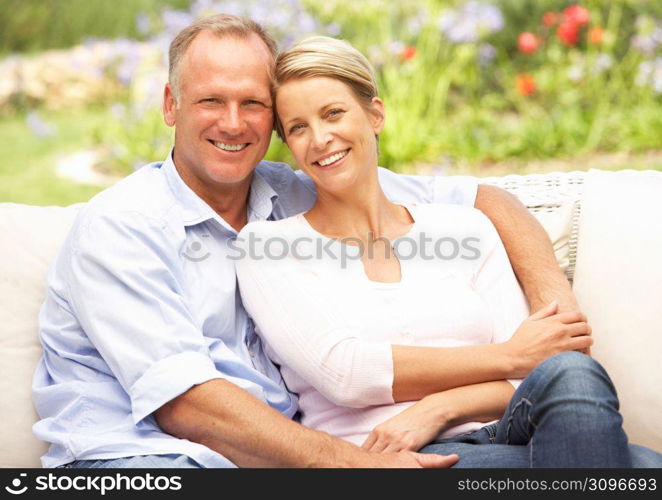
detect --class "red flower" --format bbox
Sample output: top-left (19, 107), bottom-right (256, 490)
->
top-left (557, 22), bottom-right (580, 46)
top-left (400, 45), bottom-right (417, 62)
top-left (518, 32), bottom-right (539, 55)
top-left (563, 5), bottom-right (590, 26)
top-left (588, 26), bottom-right (605, 45)
top-left (542, 11), bottom-right (558, 27)
top-left (516, 74), bottom-right (536, 96)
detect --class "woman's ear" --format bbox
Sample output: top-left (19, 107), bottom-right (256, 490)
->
top-left (368, 97), bottom-right (386, 135)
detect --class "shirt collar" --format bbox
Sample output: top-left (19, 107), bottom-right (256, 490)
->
top-left (247, 165), bottom-right (279, 222)
top-left (161, 150), bottom-right (279, 230)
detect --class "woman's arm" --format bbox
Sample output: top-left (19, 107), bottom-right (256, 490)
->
top-left (391, 210), bottom-right (591, 402)
top-left (362, 381), bottom-right (515, 453)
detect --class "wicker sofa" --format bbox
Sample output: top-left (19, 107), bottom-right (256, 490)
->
top-left (1, 168), bottom-right (661, 468)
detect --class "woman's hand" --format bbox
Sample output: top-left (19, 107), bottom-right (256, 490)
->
top-left (361, 398), bottom-right (449, 453)
top-left (505, 301), bottom-right (593, 378)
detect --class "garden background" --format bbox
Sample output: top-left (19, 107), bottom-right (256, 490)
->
top-left (1, 0), bottom-right (661, 206)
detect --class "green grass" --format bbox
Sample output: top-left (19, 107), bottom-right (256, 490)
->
top-left (0, 108), bottom-right (108, 205)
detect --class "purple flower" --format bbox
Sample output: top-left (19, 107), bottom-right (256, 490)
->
top-left (248, 4), bottom-right (270, 24)
top-left (631, 34), bottom-right (657, 54)
top-left (631, 16), bottom-right (662, 54)
top-left (595, 54), bottom-right (613, 73)
top-left (110, 103), bottom-right (126, 119)
top-left (326, 22), bottom-right (341, 36)
top-left (161, 9), bottom-right (195, 37)
top-left (26, 112), bottom-right (55, 138)
top-left (407, 15), bottom-right (426, 36)
top-left (388, 40), bottom-right (405, 55)
top-left (439, 1), bottom-right (504, 44)
top-left (136, 13), bottom-right (151, 35)
top-left (297, 12), bottom-right (318, 34)
top-left (478, 43), bottom-right (496, 65)
top-left (268, 9), bottom-right (292, 32)
top-left (636, 58), bottom-right (662, 94)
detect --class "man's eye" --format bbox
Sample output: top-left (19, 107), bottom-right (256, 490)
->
top-left (201, 98), bottom-right (217, 103)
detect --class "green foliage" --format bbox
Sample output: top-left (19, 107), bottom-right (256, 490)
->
top-left (305, 0), bottom-right (662, 170)
top-left (0, 0), bottom-right (190, 55)
top-left (1, 0), bottom-right (661, 199)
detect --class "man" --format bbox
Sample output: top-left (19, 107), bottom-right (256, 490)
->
top-left (33, 14), bottom-right (585, 468)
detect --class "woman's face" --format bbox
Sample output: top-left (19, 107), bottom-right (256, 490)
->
top-left (276, 76), bottom-right (385, 195)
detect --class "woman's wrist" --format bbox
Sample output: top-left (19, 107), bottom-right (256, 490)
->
top-left (421, 393), bottom-right (461, 430)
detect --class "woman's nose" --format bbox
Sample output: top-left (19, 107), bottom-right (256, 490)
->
top-left (311, 125), bottom-right (332, 150)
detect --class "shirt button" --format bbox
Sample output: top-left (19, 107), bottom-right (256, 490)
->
top-left (402, 330), bottom-right (413, 342)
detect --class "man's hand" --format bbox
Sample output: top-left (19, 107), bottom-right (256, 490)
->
top-left (504, 301), bottom-right (593, 378)
top-left (363, 451), bottom-right (459, 468)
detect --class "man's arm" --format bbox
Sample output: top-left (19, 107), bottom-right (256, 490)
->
top-left (155, 379), bottom-right (458, 468)
top-left (474, 185), bottom-right (580, 313)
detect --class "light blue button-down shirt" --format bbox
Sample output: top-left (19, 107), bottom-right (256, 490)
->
top-left (32, 153), bottom-right (477, 468)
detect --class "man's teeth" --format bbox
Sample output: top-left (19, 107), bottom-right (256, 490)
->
top-left (318, 150), bottom-right (348, 167)
top-left (213, 141), bottom-right (247, 152)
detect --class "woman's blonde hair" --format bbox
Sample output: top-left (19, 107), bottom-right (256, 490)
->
top-left (274, 36), bottom-right (379, 140)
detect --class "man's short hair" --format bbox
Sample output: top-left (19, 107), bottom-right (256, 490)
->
top-left (168, 14), bottom-right (278, 101)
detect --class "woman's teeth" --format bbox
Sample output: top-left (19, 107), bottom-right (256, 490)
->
top-left (317, 150), bottom-right (348, 167)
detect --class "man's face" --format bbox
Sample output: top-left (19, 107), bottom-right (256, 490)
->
top-left (163, 31), bottom-right (274, 199)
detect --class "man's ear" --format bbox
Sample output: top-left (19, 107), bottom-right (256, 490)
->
top-left (369, 97), bottom-right (385, 135)
top-left (163, 83), bottom-right (177, 127)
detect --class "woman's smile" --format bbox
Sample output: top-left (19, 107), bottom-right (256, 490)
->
top-left (313, 148), bottom-right (351, 169)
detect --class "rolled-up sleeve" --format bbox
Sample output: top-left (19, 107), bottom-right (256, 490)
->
top-left (235, 223), bottom-right (394, 408)
top-left (64, 212), bottom-right (223, 423)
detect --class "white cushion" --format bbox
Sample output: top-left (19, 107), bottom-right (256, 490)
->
top-left (573, 169), bottom-right (662, 453)
top-left (530, 201), bottom-right (575, 275)
top-left (0, 203), bottom-right (81, 467)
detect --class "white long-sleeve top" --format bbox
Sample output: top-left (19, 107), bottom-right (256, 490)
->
top-left (235, 203), bottom-right (529, 445)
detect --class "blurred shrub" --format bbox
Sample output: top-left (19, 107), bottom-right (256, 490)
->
top-left (2, 0), bottom-right (661, 173)
top-left (0, 0), bottom-right (190, 54)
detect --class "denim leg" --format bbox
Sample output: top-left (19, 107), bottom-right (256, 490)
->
top-left (629, 444), bottom-right (662, 468)
top-left (420, 423), bottom-right (529, 468)
top-left (61, 453), bottom-right (202, 469)
top-left (495, 351), bottom-right (632, 467)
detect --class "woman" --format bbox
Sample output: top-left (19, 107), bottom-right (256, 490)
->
top-left (235, 36), bottom-right (662, 467)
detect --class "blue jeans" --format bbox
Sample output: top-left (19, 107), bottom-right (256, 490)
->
top-left (421, 352), bottom-right (662, 468)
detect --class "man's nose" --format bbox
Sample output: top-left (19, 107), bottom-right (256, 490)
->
top-left (218, 105), bottom-right (244, 136)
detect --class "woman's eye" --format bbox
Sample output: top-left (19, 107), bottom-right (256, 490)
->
top-left (327, 108), bottom-right (344, 118)
top-left (288, 124), bottom-right (305, 134)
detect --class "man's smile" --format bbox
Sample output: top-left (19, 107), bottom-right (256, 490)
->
top-left (210, 140), bottom-right (249, 152)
